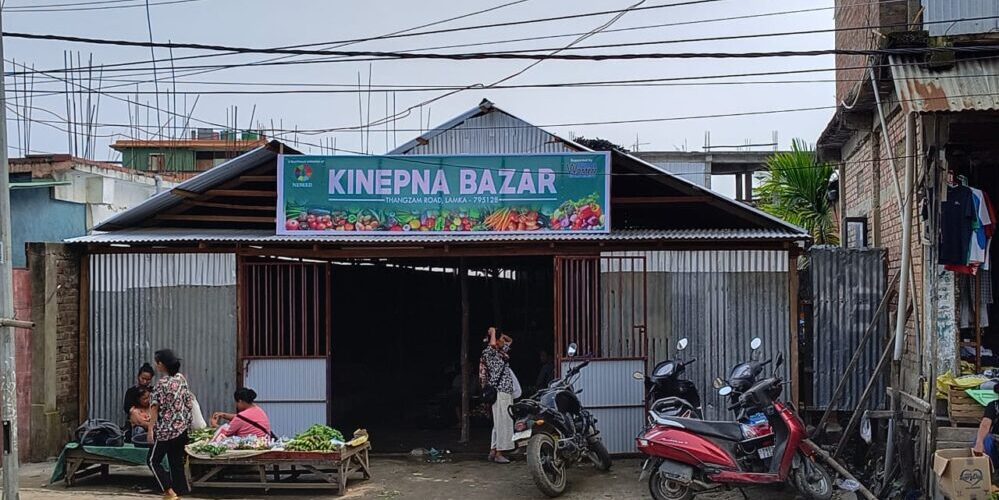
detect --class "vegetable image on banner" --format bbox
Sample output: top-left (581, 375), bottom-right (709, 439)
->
top-left (276, 153), bottom-right (610, 235)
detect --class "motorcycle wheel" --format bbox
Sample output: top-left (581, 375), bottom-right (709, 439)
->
top-left (527, 433), bottom-right (568, 498)
top-left (648, 467), bottom-right (693, 500)
top-left (793, 454), bottom-right (834, 500)
top-left (587, 438), bottom-right (612, 472)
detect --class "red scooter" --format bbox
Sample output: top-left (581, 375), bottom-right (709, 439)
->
top-left (636, 351), bottom-right (833, 500)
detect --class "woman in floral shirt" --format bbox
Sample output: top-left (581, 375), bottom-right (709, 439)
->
top-left (146, 349), bottom-right (193, 499)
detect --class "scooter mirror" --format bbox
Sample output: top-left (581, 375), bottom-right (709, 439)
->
top-left (567, 343), bottom-right (578, 357)
top-left (632, 371), bottom-right (645, 381)
top-left (676, 338), bottom-right (689, 351)
top-left (712, 377), bottom-right (725, 389)
top-left (719, 386), bottom-right (733, 396)
top-left (750, 338), bottom-right (762, 350)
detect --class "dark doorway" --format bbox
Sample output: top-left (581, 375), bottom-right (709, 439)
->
top-left (328, 257), bottom-right (554, 454)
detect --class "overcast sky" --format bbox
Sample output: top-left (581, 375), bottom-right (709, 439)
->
top-left (3, 0), bottom-right (837, 194)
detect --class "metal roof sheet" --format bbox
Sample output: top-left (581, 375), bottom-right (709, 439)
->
top-left (890, 55), bottom-right (999, 113)
top-left (68, 227), bottom-right (806, 245)
top-left (92, 142), bottom-right (287, 231)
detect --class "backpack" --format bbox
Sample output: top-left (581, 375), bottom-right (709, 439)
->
top-left (76, 419), bottom-right (125, 447)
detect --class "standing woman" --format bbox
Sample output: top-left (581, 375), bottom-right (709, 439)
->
top-left (481, 327), bottom-right (515, 463)
top-left (147, 349), bottom-right (193, 499)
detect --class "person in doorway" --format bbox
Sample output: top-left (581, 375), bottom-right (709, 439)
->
top-left (210, 387), bottom-right (274, 441)
top-left (481, 327), bottom-right (515, 463)
top-left (129, 387), bottom-right (153, 446)
top-left (123, 363), bottom-right (155, 415)
top-left (535, 349), bottom-right (555, 392)
top-left (147, 349), bottom-right (193, 499)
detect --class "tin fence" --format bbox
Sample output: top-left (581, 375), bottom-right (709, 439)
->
top-left (87, 253), bottom-right (237, 423)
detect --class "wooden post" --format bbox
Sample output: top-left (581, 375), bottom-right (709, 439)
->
top-left (459, 259), bottom-right (471, 444)
top-left (789, 248), bottom-right (800, 408)
top-left (490, 260), bottom-right (502, 330)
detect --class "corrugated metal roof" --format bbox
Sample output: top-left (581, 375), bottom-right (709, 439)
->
top-left (92, 142), bottom-right (289, 231)
top-left (111, 138), bottom-right (268, 151)
top-left (890, 55), bottom-right (999, 113)
top-left (922, 0), bottom-right (999, 37)
top-left (389, 99), bottom-right (589, 155)
top-left (390, 99), bottom-right (808, 237)
top-left (68, 227), bottom-right (806, 244)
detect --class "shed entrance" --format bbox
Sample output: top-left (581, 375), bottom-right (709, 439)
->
top-left (238, 255), bottom-right (556, 452)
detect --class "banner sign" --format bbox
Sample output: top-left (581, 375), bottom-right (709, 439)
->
top-left (277, 153), bottom-right (610, 235)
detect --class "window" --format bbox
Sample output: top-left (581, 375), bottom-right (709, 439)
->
top-left (846, 217), bottom-right (868, 249)
top-left (148, 153), bottom-right (165, 171)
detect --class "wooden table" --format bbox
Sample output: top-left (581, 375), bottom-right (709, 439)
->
top-left (188, 443), bottom-right (371, 495)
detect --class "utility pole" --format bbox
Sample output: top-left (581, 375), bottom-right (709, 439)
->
top-left (0, 9), bottom-right (23, 499)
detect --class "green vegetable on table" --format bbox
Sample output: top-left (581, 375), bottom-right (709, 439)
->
top-left (283, 425), bottom-right (345, 452)
top-left (189, 427), bottom-right (216, 443)
top-left (191, 442), bottom-right (228, 457)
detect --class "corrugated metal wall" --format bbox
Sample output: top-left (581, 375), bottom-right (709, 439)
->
top-left (559, 359), bottom-right (645, 454)
top-left (644, 161), bottom-right (709, 188)
top-left (243, 358), bottom-right (327, 437)
top-left (809, 246), bottom-right (887, 410)
top-left (88, 253), bottom-right (237, 423)
top-left (604, 250), bottom-right (791, 420)
top-left (402, 112), bottom-right (576, 155)
top-left (923, 0), bottom-right (999, 36)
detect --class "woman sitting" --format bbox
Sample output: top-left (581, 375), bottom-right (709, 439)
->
top-left (129, 387), bottom-right (153, 446)
top-left (211, 387), bottom-right (274, 440)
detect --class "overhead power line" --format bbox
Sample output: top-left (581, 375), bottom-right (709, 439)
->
top-left (4, 0), bottom-right (205, 12)
top-left (7, 1), bottom-right (895, 79)
top-left (6, 29), bottom-right (998, 65)
top-left (0, 102), bottom-right (936, 179)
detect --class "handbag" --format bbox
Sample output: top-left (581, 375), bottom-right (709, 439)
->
top-left (191, 395), bottom-right (207, 430)
top-left (177, 373), bottom-right (207, 430)
top-left (509, 368), bottom-right (522, 399)
top-left (481, 356), bottom-right (509, 406)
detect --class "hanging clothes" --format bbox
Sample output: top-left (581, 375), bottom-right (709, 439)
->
top-left (940, 184), bottom-right (977, 266)
top-left (969, 187), bottom-right (992, 268)
top-left (959, 270), bottom-right (992, 329)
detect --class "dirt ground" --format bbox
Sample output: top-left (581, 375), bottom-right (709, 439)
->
top-left (6, 456), bottom-right (851, 500)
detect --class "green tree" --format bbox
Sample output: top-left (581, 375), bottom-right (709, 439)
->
top-left (573, 136), bottom-right (629, 153)
top-left (757, 139), bottom-right (837, 245)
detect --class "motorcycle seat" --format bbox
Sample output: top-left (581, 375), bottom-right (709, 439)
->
top-left (651, 414), bottom-right (745, 442)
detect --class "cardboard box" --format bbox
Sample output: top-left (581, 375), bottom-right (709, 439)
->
top-left (933, 449), bottom-right (993, 500)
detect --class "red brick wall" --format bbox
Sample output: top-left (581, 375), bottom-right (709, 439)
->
top-left (835, 0), bottom-right (911, 103)
top-left (835, 0), bottom-right (878, 103)
top-left (55, 250), bottom-right (80, 431)
top-left (0, 269), bottom-right (33, 462)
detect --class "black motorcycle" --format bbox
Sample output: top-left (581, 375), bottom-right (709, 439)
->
top-left (714, 337), bottom-right (770, 419)
top-left (633, 337), bottom-right (701, 419)
top-left (509, 343), bottom-right (612, 498)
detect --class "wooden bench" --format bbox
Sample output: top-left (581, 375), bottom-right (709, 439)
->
top-left (188, 442), bottom-right (371, 496)
top-left (62, 446), bottom-right (145, 486)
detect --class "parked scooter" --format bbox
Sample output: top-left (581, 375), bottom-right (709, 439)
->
top-left (714, 337), bottom-right (770, 419)
top-left (509, 343), bottom-right (612, 498)
top-left (633, 338), bottom-right (701, 418)
top-left (636, 348), bottom-right (833, 500)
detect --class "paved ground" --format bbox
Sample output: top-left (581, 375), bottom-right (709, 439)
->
top-left (7, 457), bottom-right (844, 500)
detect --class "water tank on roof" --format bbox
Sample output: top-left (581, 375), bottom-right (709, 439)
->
top-left (196, 128), bottom-right (215, 140)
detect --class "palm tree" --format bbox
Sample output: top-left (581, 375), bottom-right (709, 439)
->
top-left (757, 139), bottom-right (838, 245)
